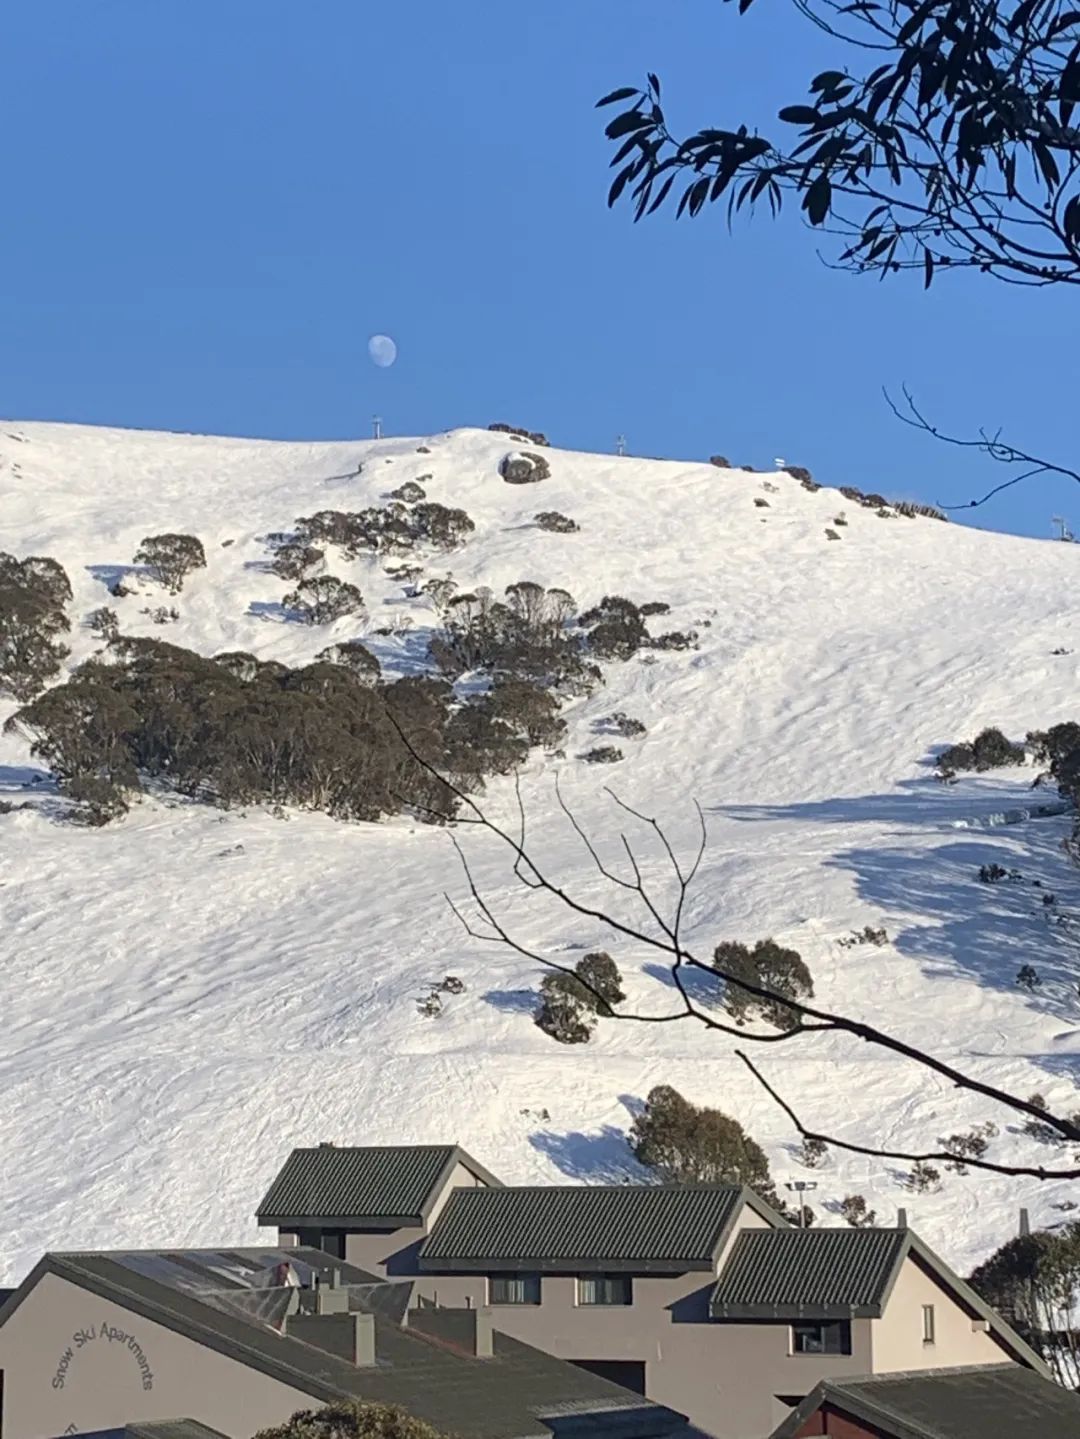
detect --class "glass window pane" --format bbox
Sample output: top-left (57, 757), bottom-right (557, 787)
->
top-left (490, 1273), bottom-right (539, 1304)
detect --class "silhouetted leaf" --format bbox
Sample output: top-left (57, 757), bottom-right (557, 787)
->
top-left (923, 247), bottom-right (935, 289)
top-left (778, 105), bottom-right (823, 125)
top-left (647, 72), bottom-right (661, 97)
top-left (596, 87), bottom-right (639, 108)
top-left (803, 173), bottom-right (832, 224)
top-left (605, 110), bottom-right (652, 139)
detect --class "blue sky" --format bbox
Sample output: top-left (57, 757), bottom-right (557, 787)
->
top-left (2, 0), bottom-right (1076, 537)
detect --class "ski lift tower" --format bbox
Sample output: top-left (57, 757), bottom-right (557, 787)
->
top-left (1052, 515), bottom-right (1073, 542)
top-left (616, 435), bottom-right (627, 457)
top-left (372, 415), bottom-right (383, 441)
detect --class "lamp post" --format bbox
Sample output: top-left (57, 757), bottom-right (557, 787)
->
top-left (785, 1180), bottom-right (818, 1228)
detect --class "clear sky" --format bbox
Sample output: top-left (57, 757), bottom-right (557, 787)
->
top-left (2, 0), bottom-right (1076, 537)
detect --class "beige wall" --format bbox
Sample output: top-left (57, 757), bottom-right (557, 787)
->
top-left (407, 1267), bottom-right (872, 1438)
top-left (870, 1255), bottom-right (1010, 1373)
top-left (0, 1272), bottom-right (316, 1439)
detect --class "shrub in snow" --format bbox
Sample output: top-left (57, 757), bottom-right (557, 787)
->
top-left (712, 938), bottom-right (813, 1030)
top-left (439, 975), bottom-right (466, 995)
top-left (66, 775), bottom-right (130, 826)
top-left (500, 451), bottom-right (551, 484)
top-left (940, 1122), bottom-right (997, 1172)
top-left (825, 528), bottom-right (841, 541)
top-left (271, 543), bottom-right (325, 582)
top-left (534, 975), bottom-right (596, 1044)
top-left (839, 1194), bottom-right (878, 1227)
top-left (389, 481), bottom-right (426, 504)
top-left (87, 606), bottom-right (119, 643)
top-left (582, 745), bottom-right (623, 765)
top-left (754, 497), bottom-right (770, 509)
top-left (978, 863), bottom-right (1009, 884)
top-left (1017, 964), bottom-right (1041, 991)
top-left (575, 951), bottom-right (625, 1015)
top-left (608, 712), bottom-right (646, 738)
top-left (489, 422), bottom-right (549, 445)
top-left (134, 533), bottom-right (206, 594)
top-left (709, 455), bottom-right (733, 468)
top-left (650, 630), bottom-right (697, 651)
top-left (639, 601), bottom-right (670, 617)
top-left (903, 1159), bottom-right (942, 1193)
top-left (938, 726), bottom-right (1025, 775)
top-left (799, 1136), bottom-right (827, 1168)
top-left (284, 576), bottom-right (365, 625)
top-left (0, 551), bottom-right (72, 700)
top-left (535, 511), bottom-right (579, 533)
top-left (1027, 722), bottom-right (1080, 767)
top-left (580, 595), bottom-right (647, 660)
top-left (783, 464), bottom-right (814, 485)
top-left (316, 640), bottom-right (381, 685)
top-left (630, 1084), bottom-right (778, 1198)
top-left (481, 677), bottom-right (566, 748)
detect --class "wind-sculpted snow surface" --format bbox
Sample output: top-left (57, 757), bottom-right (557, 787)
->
top-left (2, 419), bottom-right (1080, 1283)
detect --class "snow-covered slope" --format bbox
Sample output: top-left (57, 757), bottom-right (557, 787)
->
top-left (3, 420), bottom-right (1080, 1286)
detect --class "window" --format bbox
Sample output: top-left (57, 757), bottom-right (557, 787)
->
top-left (577, 1274), bottom-right (633, 1306)
top-left (791, 1320), bottom-right (852, 1355)
top-left (922, 1304), bottom-right (936, 1344)
top-left (489, 1273), bottom-right (541, 1305)
top-left (295, 1228), bottom-right (346, 1259)
top-left (573, 1360), bottom-right (647, 1395)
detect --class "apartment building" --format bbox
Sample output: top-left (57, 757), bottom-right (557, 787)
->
top-left (256, 1143), bottom-right (1047, 1439)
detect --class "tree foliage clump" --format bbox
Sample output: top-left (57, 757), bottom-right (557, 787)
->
top-left (284, 575), bottom-right (366, 625)
top-left (389, 481), bottom-right (427, 504)
top-left (315, 640), bottom-right (381, 685)
top-left (712, 938), bottom-right (814, 1030)
top-left (429, 581), bottom-right (594, 695)
top-left (5, 637), bottom-right (557, 825)
top-left (271, 543), bottom-right (325, 582)
top-left (535, 511), bottom-right (580, 533)
top-left (937, 727), bottom-right (1026, 775)
top-left (629, 1084), bottom-right (779, 1201)
top-left (295, 501), bottom-right (474, 558)
top-left (579, 595), bottom-right (647, 660)
top-left (254, 1401), bottom-right (447, 1439)
top-left (0, 551), bottom-right (72, 700)
top-left (969, 1226), bottom-right (1080, 1388)
top-left (534, 952), bottom-right (626, 1042)
top-left (134, 533), bottom-right (206, 593)
top-left (1026, 721), bottom-right (1080, 805)
top-left (598, 0), bottom-right (1080, 290)
top-left (839, 1194), bottom-right (878, 1228)
top-left (489, 422), bottom-right (549, 445)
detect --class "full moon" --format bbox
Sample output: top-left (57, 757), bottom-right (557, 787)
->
top-left (368, 334), bottom-right (397, 368)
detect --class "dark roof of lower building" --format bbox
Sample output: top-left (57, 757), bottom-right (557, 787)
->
top-left (769, 1364), bottom-right (1080, 1439)
top-left (256, 1144), bottom-right (502, 1227)
top-left (421, 1183), bottom-right (781, 1273)
top-left (0, 1247), bottom-right (683, 1439)
top-left (711, 1226), bottom-right (909, 1318)
top-left (126, 1423), bottom-right (229, 1439)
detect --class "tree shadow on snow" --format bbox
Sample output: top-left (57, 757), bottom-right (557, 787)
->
top-left (714, 774), bottom-right (1049, 830)
top-left (642, 961), bottom-right (724, 1008)
top-left (85, 562), bottom-right (149, 592)
top-left (481, 988), bottom-right (536, 1015)
top-left (529, 1123), bottom-right (647, 1184)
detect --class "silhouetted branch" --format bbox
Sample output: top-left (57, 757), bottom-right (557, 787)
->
top-left (885, 384), bottom-right (1080, 512)
top-left (385, 713), bottom-right (1080, 1177)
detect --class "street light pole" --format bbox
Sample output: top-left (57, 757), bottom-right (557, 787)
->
top-left (784, 1180), bottom-right (818, 1228)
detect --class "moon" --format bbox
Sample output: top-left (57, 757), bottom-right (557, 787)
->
top-left (368, 334), bottom-right (397, 368)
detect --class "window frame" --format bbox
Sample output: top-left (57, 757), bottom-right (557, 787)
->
top-left (922, 1303), bottom-right (936, 1344)
top-left (790, 1319), bottom-right (852, 1356)
top-left (576, 1273), bottom-right (634, 1307)
top-left (488, 1272), bottom-right (542, 1306)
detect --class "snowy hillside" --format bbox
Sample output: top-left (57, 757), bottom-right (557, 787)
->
top-left (3, 419), bottom-right (1080, 1287)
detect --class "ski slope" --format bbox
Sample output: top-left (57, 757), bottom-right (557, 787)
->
top-left (3, 419), bottom-right (1080, 1286)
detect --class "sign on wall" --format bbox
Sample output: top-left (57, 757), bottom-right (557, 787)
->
top-left (51, 1320), bottom-right (155, 1392)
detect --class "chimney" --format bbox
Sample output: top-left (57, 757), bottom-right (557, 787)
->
top-left (285, 1311), bottom-right (376, 1367)
top-left (407, 1305), bottom-right (493, 1358)
top-left (897, 1208), bottom-right (908, 1229)
top-left (1019, 1207), bottom-right (1031, 1237)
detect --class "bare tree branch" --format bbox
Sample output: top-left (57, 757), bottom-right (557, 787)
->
top-left (385, 713), bottom-right (1080, 1174)
top-left (885, 383), bottom-right (1080, 511)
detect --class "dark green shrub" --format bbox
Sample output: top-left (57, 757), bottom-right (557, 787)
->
top-left (712, 938), bottom-right (813, 1030)
top-left (284, 576), bottom-right (365, 624)
top-left (271, 543), bottom-right (325, 582)
top-left (629, 1084), bottom-right (777, 1197)
top-left (0, 551), bottom-right (72, 700)
top-left (134, 533), bottom-right (206, 593)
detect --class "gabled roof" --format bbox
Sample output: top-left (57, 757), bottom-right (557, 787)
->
top-left (0, 1247), bottom-right (684, 1439)
top-left (769, 1364), bottom-right (1080, 1439)
top-left (421, 1183), bottom-right (781, 1274)
top-left (711, 1226), bottom-right (908, 1318)
top-left (255, 1144), bottom-right (502, 1227)
top-left (709, 1226), bottom-right (1047, 1374)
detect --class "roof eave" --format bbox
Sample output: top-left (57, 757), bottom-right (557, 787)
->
top-left (710, 1301), bottom-right (882, 1321)
top-left (420, 1256), bottom-right (717, 1276)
